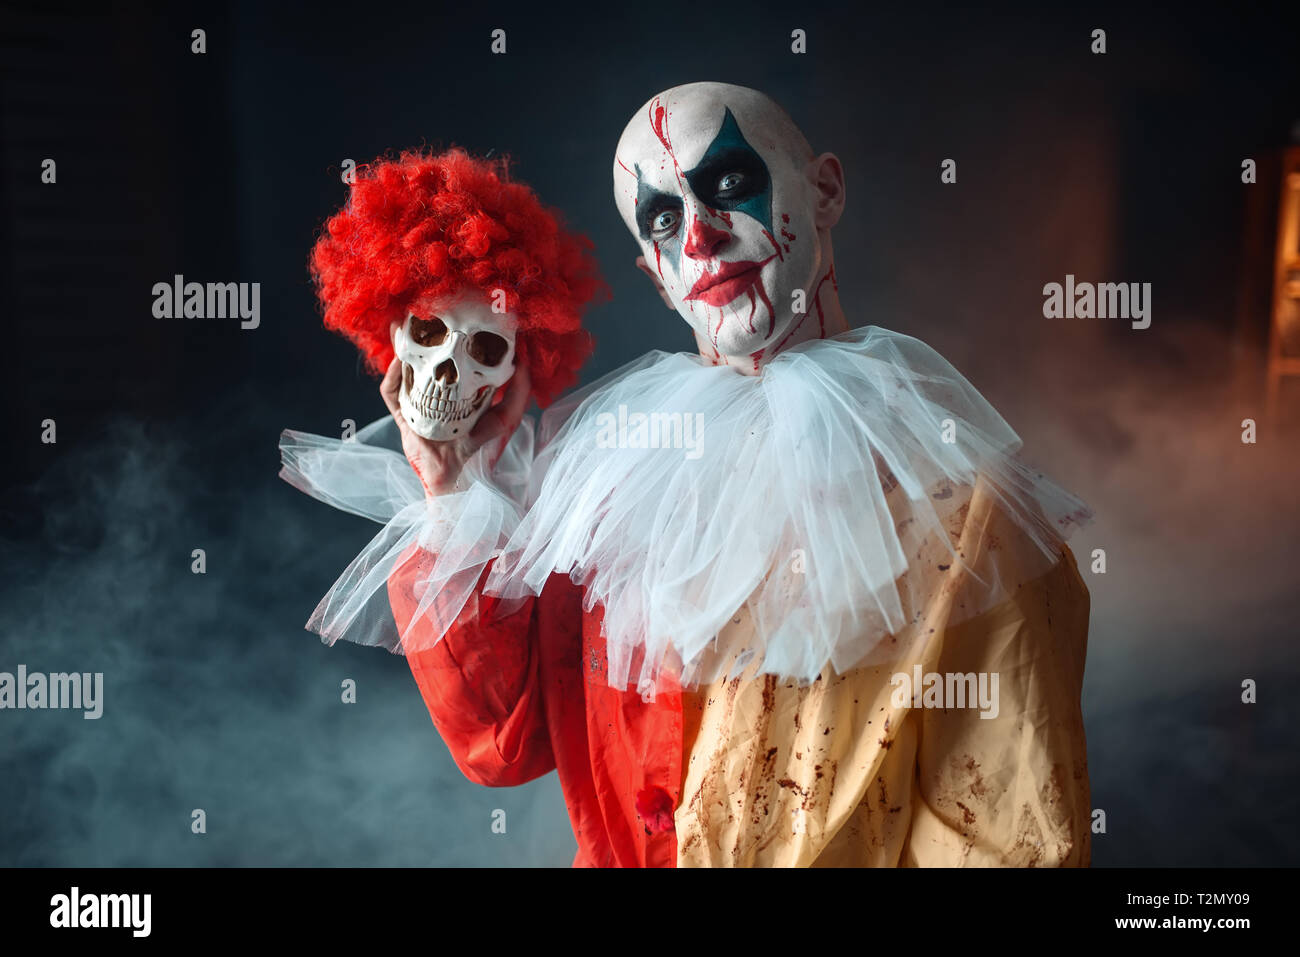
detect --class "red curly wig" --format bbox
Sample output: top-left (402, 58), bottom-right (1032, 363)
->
top-left (309, 148), bottom-right (603, 407)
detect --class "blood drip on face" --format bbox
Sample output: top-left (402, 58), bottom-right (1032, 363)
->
top-left (649, 97), bottom-right (686, 189)
top-left (771, 308), bottom-right (810, 357)
top-left (771, 264), bottom-right (838, 356)
top-left (752, 275), bottom-right (776, 337)
top-left (761, 228), bottom-right (785, 262)
top-left (811, 265), bottom-right (837, 338)
top-left (777, 212), bottom-right (795, 257)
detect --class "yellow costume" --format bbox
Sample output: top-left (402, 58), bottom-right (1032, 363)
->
top-left (677, 477), bottom-right (1091, 866)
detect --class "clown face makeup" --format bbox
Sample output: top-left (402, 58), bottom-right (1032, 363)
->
top-left (614, 83), bottom-right (831, 366)
top-left (392, 295), bottom-right (518, 441)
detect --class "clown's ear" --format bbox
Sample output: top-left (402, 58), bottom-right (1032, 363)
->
top-left (808, 152), bottom-right (846, 230)
top-left (635, 256), bottom-right (677, 311)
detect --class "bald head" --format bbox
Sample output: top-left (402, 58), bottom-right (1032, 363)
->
top-left (612, 82), bottom-right (844, 368)
top-left (613, 82), bottom-right (814, 233)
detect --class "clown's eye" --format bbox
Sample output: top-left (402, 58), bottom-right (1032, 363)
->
top-left (651, 209), bottom-right (681, 240)
top-left (409, 316), bottom-right (448, 346)
top-left (686, 145), bottom-right (769, 211)
top-left (717, 171), bottom-right (745, 194)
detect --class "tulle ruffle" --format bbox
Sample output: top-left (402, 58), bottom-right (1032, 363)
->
top-left (278, 415), bottom-right (533, 653)
top-left (485, 325), bottom-right (1093, 696)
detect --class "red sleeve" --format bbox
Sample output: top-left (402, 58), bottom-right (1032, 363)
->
top-left (387, 546), bottom-right (555, 787)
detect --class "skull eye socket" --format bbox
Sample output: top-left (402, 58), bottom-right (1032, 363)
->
top-left (468, 331), bottom-right (509, 367)
top-left (409, 316), bottom-right (448, 347)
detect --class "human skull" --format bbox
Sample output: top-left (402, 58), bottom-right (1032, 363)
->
top-left (392, 296), bottom-right (518, 440)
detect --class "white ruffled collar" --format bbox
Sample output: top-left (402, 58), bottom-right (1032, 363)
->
top-left (485, 325), bottom-right (1091, 695)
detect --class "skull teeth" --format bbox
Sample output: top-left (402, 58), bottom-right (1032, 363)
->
top-left (408, 383), bottom-right (493, 422)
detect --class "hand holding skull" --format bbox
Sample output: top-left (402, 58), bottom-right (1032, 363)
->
top-left (381, 303), bottom-right (529, 498)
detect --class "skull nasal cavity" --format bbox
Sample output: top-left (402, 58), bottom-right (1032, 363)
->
top-left (435, 358), bottom-right (458, 383)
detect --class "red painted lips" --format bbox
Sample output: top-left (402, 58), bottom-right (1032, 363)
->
top-left (685, 256), bottom-right (773, 306)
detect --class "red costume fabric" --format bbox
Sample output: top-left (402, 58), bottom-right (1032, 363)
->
top-left (389, 546), bottom-right (683, 867)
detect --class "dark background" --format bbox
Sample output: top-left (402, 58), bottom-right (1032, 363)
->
top-left (1, 0), bottom-right (1297, 865)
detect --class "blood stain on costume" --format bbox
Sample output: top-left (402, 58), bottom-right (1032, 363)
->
top-left (1011, 802), bottom-right (1048, 867)
top-left (955, 801), bottom-right (977, 827)
top-left (1042, 764), bottom-right (1067, 809)
top-left (961, 755), bottom-right (989, 799)
top-left (679, 829), bottom-right (701, 855)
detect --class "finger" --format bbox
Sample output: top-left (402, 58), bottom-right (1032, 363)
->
top-left (380, 358), bottom-right (404, 419)
top-left (382, 359), bottom-right (428, 457)
top-left (468, 364), bottom-right (532, 451)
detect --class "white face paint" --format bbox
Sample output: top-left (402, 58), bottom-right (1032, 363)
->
top-left (613, 83), bottom-right (827, 367)
top-left (392, 295), bottom-right (517, 441)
